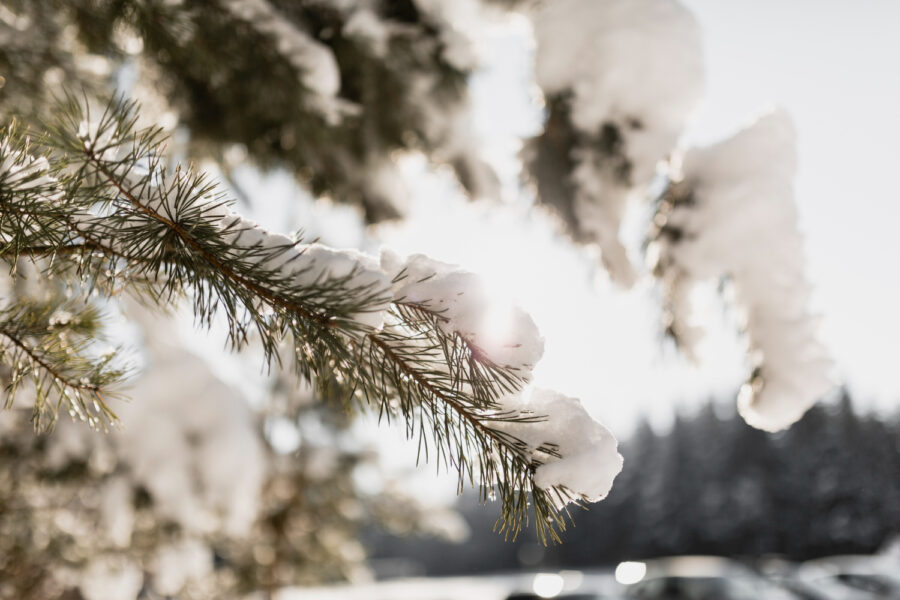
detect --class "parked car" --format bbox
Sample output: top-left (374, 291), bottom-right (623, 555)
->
top-left (505, 594), bottom-right (599, 600)
top-left (620, 556), bottom-right (801, 599)
top-left (789, 555), bottom-right (900, 599)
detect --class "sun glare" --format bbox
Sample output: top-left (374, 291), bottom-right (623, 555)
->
top-left (478, 291), bottom-right (518, 351)
top-left (532, 573), bottom-right (565, 598)
top-left (615, 561), bottom-right (647, 585)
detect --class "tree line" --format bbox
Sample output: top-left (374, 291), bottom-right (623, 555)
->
top-left (368, 392), bottom-right (900, 575)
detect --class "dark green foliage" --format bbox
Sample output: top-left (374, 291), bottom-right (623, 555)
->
top-left (522, 95), bottom-right (582, 235)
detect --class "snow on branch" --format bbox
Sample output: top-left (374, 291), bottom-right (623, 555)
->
top-left (0, 96), bottom-right (622, 540)
top-left (528, 0), bottom-right (704, 285)
top-left (492, 388), bottom-right (623, 510)
top-left (382, 250), bottom-right (544, 377)
top-left (648, 109), bottom-right (834, 431)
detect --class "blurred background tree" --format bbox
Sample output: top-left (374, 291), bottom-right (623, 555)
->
top-left (368, 392), bottom-right (900, 576)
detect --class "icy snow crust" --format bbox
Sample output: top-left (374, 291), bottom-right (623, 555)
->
top-left (657, 109), bottom-right (833, 431)
top-left (533, 0), bottom-right (704, 285)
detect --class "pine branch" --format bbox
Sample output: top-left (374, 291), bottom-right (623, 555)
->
top-left (0, 95), bottom-right (582, 540)
top-left (0, 300), bottom-right (126, 431)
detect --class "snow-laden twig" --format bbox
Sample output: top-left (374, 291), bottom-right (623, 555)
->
top-left (648, 109), bottom-right (833, 431)
top-left (529, 0), bottom-right (704, 285)
top-left (2, 96), bottom-right (622, 540)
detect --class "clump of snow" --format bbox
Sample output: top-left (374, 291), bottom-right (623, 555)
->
top-left (493, 388), bottom-right (623, 508)
top-left (221, 0), bottom-right (344, 121)
top-left (413, 0), bottom-right (482, 71)
top-left (151, 538), bottom-right (213, 596)
top-left (219, 211), bottom-right (393, 330)
top-left (109, 313), bottom-right (268, 537)
top-left (0, 140), bottom-right (57, 192)
top-left (381, 250), bottom-right (544, 376)
top-left (100, 476), bottom-right (135, 548)
top-left (343, 8), bottom-right (391, 57)
top-left (534, 0), bottom-right (703, 156)
top-left (76, 118), bottom-right (128, 164)
top-left (362, 158), bottom-right (411, 220)
top-left (531, 0), bottom-right (704, 285)
top-left (34, 311), bottom-right (264, 595)
top-left (649, 109), bottom-right (833, 431)
top-left (78, 556), bottom-right (143, 600)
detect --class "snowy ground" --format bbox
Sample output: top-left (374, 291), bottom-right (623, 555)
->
top-left (276, 570), bottom-right (618, 600)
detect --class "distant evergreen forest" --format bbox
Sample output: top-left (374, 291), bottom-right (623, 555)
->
top-left (368, 392), bottom-right (900, 576)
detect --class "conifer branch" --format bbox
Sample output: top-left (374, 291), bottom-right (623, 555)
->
top-left (0, 96), bottom-right (577, 540)
top-left (0, 300), bottom-right (126, 431)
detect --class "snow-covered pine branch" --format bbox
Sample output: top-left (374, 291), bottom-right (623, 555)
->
top-left (0, 129), bottom-right (130, 430)
top-left (647, 109), bottom-right (834, 431)
top-left (1, 96), bottom-right (622, 540)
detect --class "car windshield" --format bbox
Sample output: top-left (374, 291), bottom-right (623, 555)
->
top-left (627, 576), bottom-right (761, 600)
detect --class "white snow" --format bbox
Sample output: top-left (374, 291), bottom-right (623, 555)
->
top-left (31, 310), bottom-right (265, 597)
top-left (151, 538), bottom-right (213, 596)
top-left (219, 210), bottom-right (393, 329)
top-left (364, 158), bottom-right (411, 218)
top-left (381, 249), bottom-right (544, 376)
top-left (651, 109), bottom-right (833, 431)
top-left (413, 0), bottom-right (482, 71)
top-left (493, 388), bottom-right (623, 508)
top-left (0, 140), bottom-right (56, 192)
top-left (114, 334), bottom-right (268, 536)
top-left (100, 476), bottom-right (135, 548)
top-left (78, 556), bottom-right (143, 600)
top-left (531, 0), bottom-right (704, 285)
top-left (343, 8), bottom-right (391, 58)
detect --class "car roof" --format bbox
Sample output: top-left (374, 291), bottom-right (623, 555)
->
top-left (797, 555), bottom-right (900, 580)
top-left (639, 556), bottom-right (753, 578)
